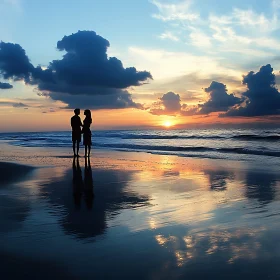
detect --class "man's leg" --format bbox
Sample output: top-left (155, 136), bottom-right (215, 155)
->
top-left (85, 145), bottom-right (87, 157)
top-left (88, 145), bottom-right (91, 157)
top-left (73, 141), bottom-right (76, 156)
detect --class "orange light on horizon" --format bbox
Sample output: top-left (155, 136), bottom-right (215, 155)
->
top-left (163, 120), bottom-right (172, 128)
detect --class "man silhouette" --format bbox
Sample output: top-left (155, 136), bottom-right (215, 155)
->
top-left (71, 108), bottom-right (83, 157)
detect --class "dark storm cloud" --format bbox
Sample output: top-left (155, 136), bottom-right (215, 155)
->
top-left (0, 31), bottom-right (152, 110)
top-left (224, 64), bottom-right (280, 117)
top-left (0, 82), bottom-right (13, 89)
top-left (199, 81), bottom-right (243, 114)
top-left (0, 42), bottom-right (33, 80)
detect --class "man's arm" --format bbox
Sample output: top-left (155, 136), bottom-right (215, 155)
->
top-left (71, 117), bottom-right (74, 128)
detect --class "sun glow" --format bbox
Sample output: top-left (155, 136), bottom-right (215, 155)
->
top-left (163, 120), bottom-right (172, 128)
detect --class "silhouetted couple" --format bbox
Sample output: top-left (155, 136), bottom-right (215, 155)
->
top-left (72, 156), bottom-right (94, 210)
top-left (71, 108), bottom-right (92, 157)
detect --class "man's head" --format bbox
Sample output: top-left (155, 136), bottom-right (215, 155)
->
top-left (74, 108), bottom-right (80, 115)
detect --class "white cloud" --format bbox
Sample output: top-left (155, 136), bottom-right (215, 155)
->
top-left (232, 8), bottom-right (279, 33)
top-left (151, 0), bottom-right (199, 22)
top-left (127, 47), bottom-right (241, 80)
top-left (189, 30), bottom-right (212, 48)
top-left (210, 24), bottom-right (280, 51)
top-left (159, 31), bottom-right (179, 41)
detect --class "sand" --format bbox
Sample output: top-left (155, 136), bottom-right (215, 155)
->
top-left (1, 142), bottom-right (280, 279)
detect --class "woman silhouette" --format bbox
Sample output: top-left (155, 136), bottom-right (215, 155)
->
top-left (83, 109), bottom-right (92, 157)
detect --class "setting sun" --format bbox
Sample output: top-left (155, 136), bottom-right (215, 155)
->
top-left (163, 121), bottom-right (172, 128)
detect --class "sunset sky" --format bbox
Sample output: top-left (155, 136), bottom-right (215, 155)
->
top-left (1, 0), bottom-right (280, 131)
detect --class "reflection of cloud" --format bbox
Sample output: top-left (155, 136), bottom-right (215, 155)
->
top-left (205, 169), bottom-right (234, 191)
top-left (244, 171), bottom-right (277, 205)
top-left (155, 227), bottom-right (265, 268)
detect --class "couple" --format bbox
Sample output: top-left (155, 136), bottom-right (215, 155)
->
top-left (71, 108), bottom-right (92, 157)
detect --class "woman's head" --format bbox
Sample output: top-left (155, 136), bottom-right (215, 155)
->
top-left (84, 109), bottom-right (92, 122)
top-left (84, 109), bottom-right (91, 117)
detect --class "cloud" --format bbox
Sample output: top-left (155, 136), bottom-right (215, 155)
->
top-left (128, 47), bottom-right (242, 81)
top-left (148, 64), bottom-right (280, 118)
top-left (12, 102), bottom-right (28, 108)
top-left (0, 81), bottom-right (13, 89)
top-left (224, 64), bottom-right (280, 117)
top-left (199, 81), bottom-right (242, 114)
top-left (159, 31), bottom-right (179, 42)
top-left (0, 42), bottom-right (33, 80)
top-left (149, 80), bottom-right (244, 117)
top-left (42, 108), bottom-right (55, 114)
top-left (36, 31), bottom-right (152, 90)
top-left (49, 89), bottom-right (143, 110)
top-left (151, 0), bottom-right (199, 22)
top-left (189, 30), bottom-right (212, 48)
top-left (0, 31), bottom-right (152, 110)
top-left (150, 92), bottom-right (181, 115)
top-left (0, 101), bottom-right (28, 108)
top-left (149, 91), bottom-right (198, 116)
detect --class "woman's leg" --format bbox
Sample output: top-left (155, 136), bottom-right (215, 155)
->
top-left (77, 141), bottom-right (80, 156)
top-left (88, 145), bottom-right (91, 157)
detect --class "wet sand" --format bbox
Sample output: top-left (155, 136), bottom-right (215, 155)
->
top-left (1, 143), bottom-right (280, 279)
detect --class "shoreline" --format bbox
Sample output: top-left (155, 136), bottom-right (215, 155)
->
top-left (0, 141), bottom-right (279, 175)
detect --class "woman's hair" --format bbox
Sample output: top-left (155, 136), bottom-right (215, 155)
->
top-left (84, 109), bottom-right (92, 124)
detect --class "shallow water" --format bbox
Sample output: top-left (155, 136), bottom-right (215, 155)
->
top-left (1, 150), bottom-right (280, 279)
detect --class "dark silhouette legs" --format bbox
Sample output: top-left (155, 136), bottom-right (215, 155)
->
top-left (73, 141), bottom-right (80, 157)
top-left (84, 145), bottom-right (91, 157)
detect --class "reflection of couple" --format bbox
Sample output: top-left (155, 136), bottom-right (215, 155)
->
top-left (71, 108), bottom-right (92, 157)
top-left (72, 157), bottom-right (94, 210)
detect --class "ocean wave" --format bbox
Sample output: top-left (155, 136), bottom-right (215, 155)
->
top-left (93, 133), bottom-right (280, 141)
top-left (93, 143), bottom-right (280, 158)
top-left (232, 134), bottom-right (280, 141)
top-left (91, 133), bottom-right (226, 140)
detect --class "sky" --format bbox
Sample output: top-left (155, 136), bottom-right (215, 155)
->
top-left (1, 0), bottom-right (280, 131)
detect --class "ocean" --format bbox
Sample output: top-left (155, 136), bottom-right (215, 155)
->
top-left (0, 128), bottom-right (279, 162)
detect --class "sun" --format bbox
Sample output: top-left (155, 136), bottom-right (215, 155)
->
top-left (163, 120), bottom-right (172, 128)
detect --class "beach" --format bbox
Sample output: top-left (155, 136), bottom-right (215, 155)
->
top-left (1, 139), bottom-right (280, 279)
